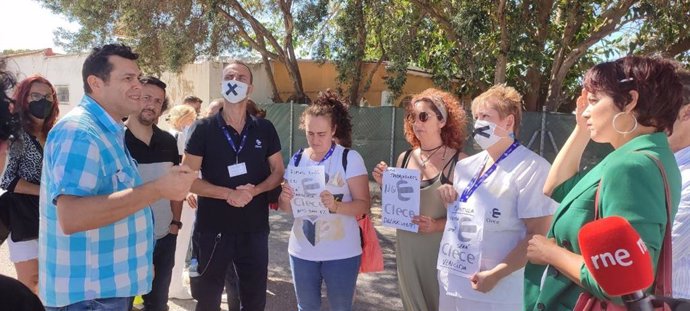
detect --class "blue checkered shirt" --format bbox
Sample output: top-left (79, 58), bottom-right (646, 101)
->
top-left (38, 95), bottom-right (154, 307)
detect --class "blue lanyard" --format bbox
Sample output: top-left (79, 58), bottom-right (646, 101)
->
top-left (317, 143), bottom-right (336, 165)
top-left (292, 142), bottom-right (336, 166)
top-left (217, 113), bottom-right (248, 164)
top-left (459, 141), bottom-right (520, 202)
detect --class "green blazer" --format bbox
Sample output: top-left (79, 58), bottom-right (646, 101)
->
top-left (524, 133), bottom-right (681, 311)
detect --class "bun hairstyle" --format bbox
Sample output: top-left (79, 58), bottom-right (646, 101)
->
top-left (300, 89), bottom-right (353, 148)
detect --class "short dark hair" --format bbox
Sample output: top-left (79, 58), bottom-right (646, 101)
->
top-left (584, 56), bottom-right (683, 134)
top-left (677, 70), bottom-right (690, 106)
top-left (183, 95), bottom-right (202, 104)
top-left (82, 43), bottom-right (139, 94)
top-left (225, 60), bottom-right (253, 84)
top-left (140, 76), bottom-right (169, 112)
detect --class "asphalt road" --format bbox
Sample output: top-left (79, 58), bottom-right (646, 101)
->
top-left (0, 193), bottom-right (404, 311)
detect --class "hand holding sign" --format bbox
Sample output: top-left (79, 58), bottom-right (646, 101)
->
top-left (437, 184), bottom-right (459, 205)
top-left (280, 181), bottom-right (294, 201)
top-left (381, 168), bottom-right (420, 232)
top-left (287, 166), bottom-right (329, 218)
top-left (412, 215), bottom-right (440, 233)
top-left (372, 161), bottom-right (389, 185)
top-left (320, 190), bottom-right (336, 213)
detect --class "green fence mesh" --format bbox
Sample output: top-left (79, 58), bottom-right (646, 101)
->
top-left (258, 103), bottom-right (614, 176)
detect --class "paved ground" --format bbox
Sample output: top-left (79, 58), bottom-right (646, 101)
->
top-left (0, 187), bottom-right (404, 311)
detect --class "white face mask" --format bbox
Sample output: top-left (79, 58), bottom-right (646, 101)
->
top-left (221, 80), bottom-right (249, 104)
top-left (473, 119), bottom-right (503, 150)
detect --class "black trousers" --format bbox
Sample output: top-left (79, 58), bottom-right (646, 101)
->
top-left (190, 230), bottom-right (269, 311)
top-left (143, 233), bottom-right (178, 311)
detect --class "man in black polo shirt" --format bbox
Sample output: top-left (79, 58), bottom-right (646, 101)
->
top-left (183, 61), bottom-right (284, 311)
top-left (125, 76), bottom-right (182, 311)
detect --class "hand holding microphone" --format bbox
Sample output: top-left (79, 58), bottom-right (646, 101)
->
top-left (578, 216), bottom-right (656, 311)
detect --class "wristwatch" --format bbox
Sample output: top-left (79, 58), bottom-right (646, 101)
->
top-left (170, 220), bottom-right (183, 229)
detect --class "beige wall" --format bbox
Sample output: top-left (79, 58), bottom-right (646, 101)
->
top-left (271, 60), bottom-right (438, 106)
top-left (166, 61), bottom-right (275, 110)
top-left (6, 51), bottom-right (443, 121)
top-left (5, 51), bottom-right (88, 116)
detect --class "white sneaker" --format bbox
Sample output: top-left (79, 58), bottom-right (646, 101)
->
top-left (221, 293), bottom-right (227, 303)
top-left (169, 288), bottom-right (193, 300)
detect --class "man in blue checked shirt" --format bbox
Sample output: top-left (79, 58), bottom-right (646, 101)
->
top-left (669, 69), bottom-right (690, 299)
top-left (38, 44), bottom-right (197, 310)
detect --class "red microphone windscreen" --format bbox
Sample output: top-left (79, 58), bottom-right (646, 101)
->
top-left (578, 216), bottom-right (654, 296)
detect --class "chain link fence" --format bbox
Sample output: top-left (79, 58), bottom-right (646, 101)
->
top-left (258, 103), bottom-right (613, 176)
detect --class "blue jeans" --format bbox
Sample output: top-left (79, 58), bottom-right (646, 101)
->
top-left (143, 233), bottom-right (177, 311)
top-left (45, 297), bottom-right (133, 311)
top-left (289, 255), bottom-right (361, 311)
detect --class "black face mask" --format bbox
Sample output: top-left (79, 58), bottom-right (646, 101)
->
top-left (28, 99), bottom-right (52, 119)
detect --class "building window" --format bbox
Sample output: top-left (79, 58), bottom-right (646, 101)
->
top-left (56, 85), bottom-right (69, 104)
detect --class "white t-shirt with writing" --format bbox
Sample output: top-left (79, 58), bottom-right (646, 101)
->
top-left (286, 144), bottom-right (368, 261)
top-left (439, 145), bottom-right (557, 304)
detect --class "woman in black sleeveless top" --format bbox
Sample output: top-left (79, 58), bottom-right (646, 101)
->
top-left (372, 88), bottom-right (468, 311)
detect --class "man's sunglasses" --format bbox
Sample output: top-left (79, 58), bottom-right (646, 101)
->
top-left (406, 111), bottom-right (442, 123)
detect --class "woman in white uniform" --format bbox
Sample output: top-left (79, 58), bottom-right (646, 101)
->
top-left (436, 84), bottom-right (557, 310)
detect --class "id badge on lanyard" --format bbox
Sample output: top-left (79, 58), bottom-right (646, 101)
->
top-left (218, 113), bottom-right (249, 178)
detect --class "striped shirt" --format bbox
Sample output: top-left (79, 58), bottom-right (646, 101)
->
top-left (38, 95), bottom-right (154, 307)
top-left (673, 145), bottom-right (690, 299)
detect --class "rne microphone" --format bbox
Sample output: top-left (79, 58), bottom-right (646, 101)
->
top-left (578, 216), bottom-right (655, 311)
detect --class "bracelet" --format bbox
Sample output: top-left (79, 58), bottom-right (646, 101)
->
top-left (226, 189), bottom-right (232, 201)
top-left (328, 201), bottom-right (339, 214)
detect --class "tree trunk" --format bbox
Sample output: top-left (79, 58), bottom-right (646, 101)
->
top-left (544, 2), bottom-right (584, 112)
top-left (348, 0), bottom-right (366, 106)
top-left (523, 69), bottom-right (543, 112)
top-left (545, 0), bottom-right (637, 111)
top-left (494, 0), bottom-right (508, 84)
top-left (283, 58), bottom-right (307, 103)
top-left (522, 0), bottom-right (554, 112)
top-left (279, 0), bottom-right (307, 103)
top-left (662, 36), bottom-right (690, 58)
top-left (261, 55), bottom-right (282, 103)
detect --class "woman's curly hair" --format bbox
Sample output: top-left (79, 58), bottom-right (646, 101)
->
top-left (404, 88), bottom-right (467, 150)
top-left (300, 89), bottom-right (353, 148)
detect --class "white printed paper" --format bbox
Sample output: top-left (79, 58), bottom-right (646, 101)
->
top-left (287, 166), bottom-right (328, 218)
top-left (381, 168), bottom-right (420, 232)
top-left (437, 200), bottom-right (483, 278)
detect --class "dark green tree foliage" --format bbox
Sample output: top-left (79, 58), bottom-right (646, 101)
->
top-left (40, 0), bottom-right (689, 110)
top-left (629, 0), bottom-right (690, 62)
top-left (41, 0), bottom-right (335, 103)
top-left (329, 0), bottom-right (687, 112)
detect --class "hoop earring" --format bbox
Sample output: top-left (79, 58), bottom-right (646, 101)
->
top-left (612, 112), bottom-right (638, 135)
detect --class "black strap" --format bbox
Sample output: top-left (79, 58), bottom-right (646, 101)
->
top-left (441, 150), bottom-right (461, 185)
top-left (401, 149), bottom-right (414, 168)
top-left (342, 148), bottom-right (349, 172)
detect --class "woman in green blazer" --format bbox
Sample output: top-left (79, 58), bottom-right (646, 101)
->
top-left (523, 56), bottom-right (684, 311)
